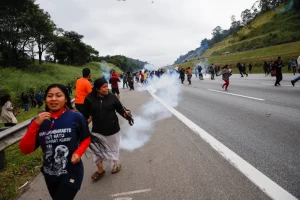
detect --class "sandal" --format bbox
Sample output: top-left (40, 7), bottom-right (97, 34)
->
top-left (111, 164), bottom-right (121, 174)
top-left (91, 170), bottom-right (105, 181)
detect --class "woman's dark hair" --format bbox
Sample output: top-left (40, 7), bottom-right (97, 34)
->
top-left (44, 84), bottom-right (73, 111)
top-left (223, 65), bottom-right (229, 69)
top-left (91, 78), bottom-right (108, 96)
top-left (0, 94), bottom-right (11, 107)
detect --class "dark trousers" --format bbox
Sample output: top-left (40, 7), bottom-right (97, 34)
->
top-left (275, 73), bottom-right (282, 85)
top-left (129, 81), bottom-right (134, 90)
top-left (123, 81), bottom-right (128, 88)
top-left (211, 73), bottom-right (215, 80)
top-left (180, 77), bottom-right (184, 84)
top-left (45, 179), bottom-right (78, 200)
top-left (75, 104), bottom-right (85, 114)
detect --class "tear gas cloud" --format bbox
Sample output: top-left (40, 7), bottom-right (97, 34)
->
top-left (120, 67), bottom-right (181, 151)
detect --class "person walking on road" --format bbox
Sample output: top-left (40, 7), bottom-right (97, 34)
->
top-left (187, 67), bottom-right (192, 85)
top-left (291, 59), bottom-right (297, 75)
top-left (179, 68), bottom-right (185, 84)
top-left (75, 68), bottom-right (92, 114)
top-left (198, 66), bottom-right (203, 80)
top-left (82, 78), bottom-right (134, 181)
top-left (19, 84), bottom-right (106, 200)
top-left (217, 65), bottom-right (231, 91)
top-left (109, 72), bottom-right (121, 99)
top-left (274, 57), bottom-right (284, 86)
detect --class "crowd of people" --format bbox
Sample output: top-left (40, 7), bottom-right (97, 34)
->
top-left (0, 55), bottom-right (299, 199)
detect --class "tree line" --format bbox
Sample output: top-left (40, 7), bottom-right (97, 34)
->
top-left (0, 0), bottom-right (100, 67)
top-left (174, 0), bottom-right (299, 64)
top-left (97, 55), bottom-right (146, 72)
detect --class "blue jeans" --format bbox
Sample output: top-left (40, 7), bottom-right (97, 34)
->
top-left (293, 76), bottom-right (300, 83)
top-left (24, 103), bottom-right (29, 111)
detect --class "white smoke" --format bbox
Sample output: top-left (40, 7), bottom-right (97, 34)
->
top-left (120, 69), bottom-right (181, 151)
top-left (144, 63), bottom-right (159, 71)
top-left (194, 59), bottom-right (209, 74)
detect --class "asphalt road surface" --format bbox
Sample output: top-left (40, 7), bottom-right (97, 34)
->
top-left (19, 73), bottom-right (299, 200)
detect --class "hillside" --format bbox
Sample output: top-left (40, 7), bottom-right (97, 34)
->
top-left (174, 41), bottom-right (300, 73)
top-left (175, 2), bottom-right (300, 63)
top-left (0, 62), bottom-right (123, 105)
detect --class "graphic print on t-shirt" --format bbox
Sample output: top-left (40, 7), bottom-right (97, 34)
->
top-left (40, 128), bottom-right (73, 176)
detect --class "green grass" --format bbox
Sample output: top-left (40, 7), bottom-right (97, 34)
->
top-left (202, 5), bottom-right (300, 57)
top-left (175, 41), bottom-right (300, 73)
top-left (0, 61), bottom-right (122, 200)
top-left (0, 62), bottom-right (122, 106)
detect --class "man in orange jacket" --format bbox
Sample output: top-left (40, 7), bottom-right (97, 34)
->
top-left (75, 68), bottom-right (92, 113)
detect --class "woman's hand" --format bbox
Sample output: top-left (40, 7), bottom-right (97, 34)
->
top-left (71, 154), bottom-right (81, 164)
top-left (35, 112), bottom-right (51, 125)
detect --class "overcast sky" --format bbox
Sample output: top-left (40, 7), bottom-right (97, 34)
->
top-left (36, 0), bottom-right (256, 67)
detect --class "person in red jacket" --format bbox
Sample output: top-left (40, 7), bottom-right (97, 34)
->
top-left (109, 72), bottom-right (121, 99)
top-left (19, 84), bottom-right (105, 200)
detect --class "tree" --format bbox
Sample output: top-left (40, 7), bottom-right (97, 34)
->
top-left (241, 9), bottom-right (253, 25)
top-left (30, 7), bottom-right (56, 65)
top-left (211, 26), bottom-right (223, 43)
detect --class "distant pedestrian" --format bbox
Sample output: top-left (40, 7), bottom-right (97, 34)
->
top-left (291, 59), bottom-right (297, 75)
top-left (0, 94), bottom-right (18, 127)
top-left (35, 92), bottom-right (44, 109)
top-left (75, 68), bottom-right (92, 114)
top-left (274, 57), bottom-right (284, 86)
top-left (187, 67), bottom-right (192, 85)
top-left (122, 73), bottom-right (128, 89)
top-left (179, 68), bottom-right (185, 84)
top-left (217, 65), bottom-right (231, 91)
top-left (248, 63), bottom-right (253, 74)
top-left (30, 93), bottom-right (37, 108)
top-left (127, 72), bottom-right (134, 90)
top-left (21, 92), bottom-right (30, 111)
top-left (109, 72), bottom-right (121, 99)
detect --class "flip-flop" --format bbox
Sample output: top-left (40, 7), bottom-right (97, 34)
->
top-left (111, 164), bottom-right (121, 174)
top-left (91, 171), bottom-right (105, 181)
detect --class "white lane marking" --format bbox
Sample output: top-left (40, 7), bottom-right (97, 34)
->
top-left (207, 89), bottom-right (265, 101)
top-left (114, 198), bottom-right (132, 200)
top-left (148, 91), bottom-right (297, 200)
top-left (111, 189), bottom-right (151, 197)
top-left (138, 83), bottom-right (143, 87)
top-left (260, 83), bottom-right (300, 87)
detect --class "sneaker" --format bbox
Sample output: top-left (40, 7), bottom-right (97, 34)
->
top-left (221, 85), bottom-right (224, 89)
top-left (291, 81), bottom-right (295, 86)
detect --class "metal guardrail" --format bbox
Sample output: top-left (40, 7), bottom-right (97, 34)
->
top-left (0, 99), bottom-right (75, 169)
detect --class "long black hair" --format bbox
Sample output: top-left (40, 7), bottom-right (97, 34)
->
top-left (44, 84), bottom-right (73, 111)
top-left (91, 78), bottom-right (108, 97)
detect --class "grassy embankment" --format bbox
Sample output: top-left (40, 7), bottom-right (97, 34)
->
top-left (175, 41), bottom-right (300, 74)
top-left (0, 61), bottom-right (122, 200)
top-left (176, 3), bottom-right (300, 73)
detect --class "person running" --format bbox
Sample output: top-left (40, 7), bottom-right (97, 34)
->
top-left (140, 71), bottom-right (145, 84)
top-left (127, 72), bottom-right (134, 90)
top-left (82, 78), bottom-right (134, 181)
top-left (75, 68), bottom-right (92, 114)
top-left (198, 66), bottom-right (203, 80)
top-left (248, 63), bottom-right (253, 74)
top-left (274, 57), bottom-right (284, 86)
top-left (0, 94), bottom-right (18, 127)
top-left (109, 72), bottom-right (121, 99)
top-left (217, 65), bottom-right (231, 91)
top-left (187, 67), bottom-right (192, 85)
top-left (210, 65), bottom-right (215, 80)
top-left (19, 84), bottom-right (106, 200)
top-left (122, 73), bottom-right (128, 89)
top-left (179, 68), bottom-right (185, 84)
